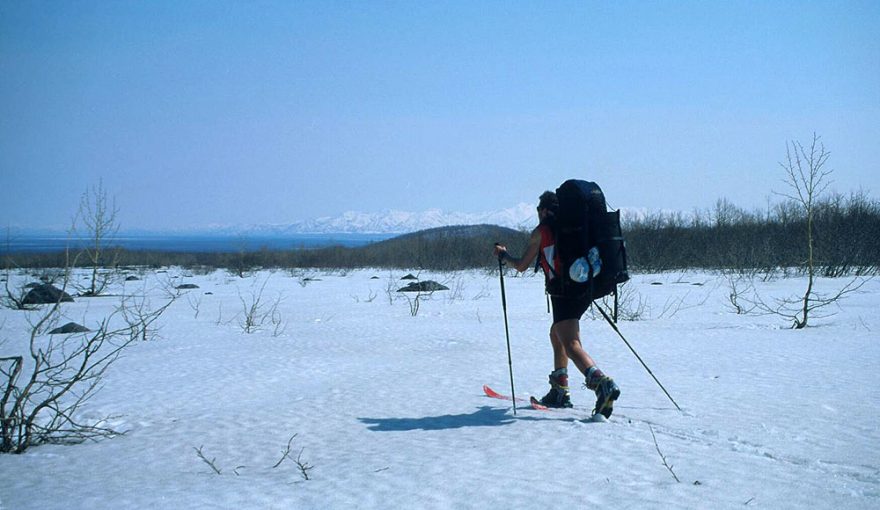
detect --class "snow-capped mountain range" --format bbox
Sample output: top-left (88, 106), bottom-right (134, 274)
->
top-left (200, 203), bottom-right (540, 236)
top-left (13, 204), bottom-right (648, 237)
top-left (234, 204), bottom-right (646, 236)
top-left (145, 204), bottom-right (649, 236)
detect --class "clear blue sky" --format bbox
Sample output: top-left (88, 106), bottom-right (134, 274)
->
top-left (2, 1), bottom-right (878, 230)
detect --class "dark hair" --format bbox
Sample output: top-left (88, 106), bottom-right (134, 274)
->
top-left (538, 191), bottom-right (558, 213)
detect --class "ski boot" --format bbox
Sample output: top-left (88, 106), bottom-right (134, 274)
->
top-left (585, 367), bottom-right (620, 419)
top-left (592, 376), bottom-right (621, 419)
top-left (539, 368), bottom-right (573, 408)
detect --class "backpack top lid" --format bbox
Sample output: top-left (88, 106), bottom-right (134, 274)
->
top-left (556, 180), bottom-right (606, 227)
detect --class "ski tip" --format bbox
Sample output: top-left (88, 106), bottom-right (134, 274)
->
top-left (529, 396), bottom-right (549, 411)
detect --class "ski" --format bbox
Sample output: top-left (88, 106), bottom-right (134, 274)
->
top-left (484, 385), bottom-right (604, 420)
top-left (528, 396), bottom-right (551, 411)
top-left (482, 384), bottom-right (529, 403)
top-left (529, 396), bottom-right (606, 421)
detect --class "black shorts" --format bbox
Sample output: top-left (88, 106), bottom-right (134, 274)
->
top-left (550, 295), bottom-right (592, 325)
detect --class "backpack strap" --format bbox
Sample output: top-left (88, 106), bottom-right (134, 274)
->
top-left (536, 222), bottom-right (559, 280)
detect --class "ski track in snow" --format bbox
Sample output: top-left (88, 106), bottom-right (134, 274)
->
top-left (0, 269), bottom-right (878, 509)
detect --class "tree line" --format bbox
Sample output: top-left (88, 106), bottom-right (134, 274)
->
top-left (625, 191), bottom-right (879, 276)
top-left (4, 193), bottom-right (878, 275)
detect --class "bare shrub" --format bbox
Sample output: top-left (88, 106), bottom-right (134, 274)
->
top-left (192, 434), bottom-right (314, 480)
top-left (403, 289), bottom-right (422, 317)
top-left (444, 274), bottom-right (466, 302)
top-left (186, 293), bottom-right (203, 319)
top-left (749, 276), bottom-right (869, 327)
top-left (73, 180), bottom-right (120, 297)
top-left (384, 273), bottom-right (399, 305)
top-left (0, 273), bottom-right (175, 453)
top-left (724, 271), bottom-right (756, 315)
top-left (775, 133), bottom-right (830, 328)
top-left (273, 433), bottom-right (314, 481)
top-left (237, 277), bottom-right (284, 334)
top-left (2, 280), bottom-right (37, 311)
top-left (759, 134), bottom-right (871, 328)
top-left (611, 281), bottom-right (648, 321)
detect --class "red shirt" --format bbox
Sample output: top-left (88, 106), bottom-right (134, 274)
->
top-left (537, 223), bottom-right (559, 284)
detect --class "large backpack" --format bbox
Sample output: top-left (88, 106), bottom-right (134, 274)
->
top-left (546, 179), bottom-right (629, 301)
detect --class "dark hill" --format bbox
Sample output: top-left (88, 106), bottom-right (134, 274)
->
top-left (2, 225), bottom-right (532, 271)
top-left (287, 224), bottom-right (530, 270)
top-left (386, 224), bottom-right (523, 243)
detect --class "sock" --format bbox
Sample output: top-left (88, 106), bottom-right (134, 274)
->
top-left (585, 366), bottom-right (605, 390)
top-left (549, 368), bottom-right (569, 390)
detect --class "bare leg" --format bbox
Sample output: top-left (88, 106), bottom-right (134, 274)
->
top-left (550, 331), bottom-right (568, 370)
top-left (550, 319), bottom-right (596, 376)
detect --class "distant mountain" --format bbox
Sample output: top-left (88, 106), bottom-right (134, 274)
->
top-left (197, 203), bottom-right (538, 236)
top-left (379, 224), bottom-right (524, 244)
top-left (319, 224), bottom-right (530, 270)
top-left (215, 204), bottom-right (654, 236)
top-left (9, 203), bottom-right (650, 238)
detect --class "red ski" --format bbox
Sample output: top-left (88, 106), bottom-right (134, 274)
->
top-left (482, 385), bottom-right (529, 403)
top-left (484, 385), bottom-right (605, 420)
top-left (529, 396), bottom-right (551, 411)
top-left (483, 385), bottom-right (556, 412)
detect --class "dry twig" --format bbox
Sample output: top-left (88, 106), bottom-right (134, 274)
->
top-left (193, 445), bottom-right (222, 475)
top-left (649, 425), bottom-right (680, 483)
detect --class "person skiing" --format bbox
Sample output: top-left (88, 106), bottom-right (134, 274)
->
top-left (493, 190), bottom-right (621, 418)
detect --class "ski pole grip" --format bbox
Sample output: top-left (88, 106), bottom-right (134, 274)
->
top-left (494, 242), bottom-right (506, 263)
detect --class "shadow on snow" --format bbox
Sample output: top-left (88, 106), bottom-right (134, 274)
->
top-left (359, 406), bottom-right (515, 432)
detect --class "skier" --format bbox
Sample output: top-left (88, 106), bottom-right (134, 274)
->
top-left (493, 191), bottom-right (621, 418)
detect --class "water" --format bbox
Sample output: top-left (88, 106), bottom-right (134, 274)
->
top-left (1, 233), bottom-right (396, 254)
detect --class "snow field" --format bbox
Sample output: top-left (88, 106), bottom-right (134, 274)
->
top-left (0, 268), bottom-right (878, 509)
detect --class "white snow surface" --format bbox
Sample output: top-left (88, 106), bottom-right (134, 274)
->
top-left (1, 268), bottom-right (878, 509)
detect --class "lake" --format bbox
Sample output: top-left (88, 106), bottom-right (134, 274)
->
top-left (1, 233), bottom-right (397, 253)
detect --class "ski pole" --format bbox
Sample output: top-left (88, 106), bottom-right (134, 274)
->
top-left (595, 304), bottom-right (682, 412)
top-left (495, 244), bottom-right (517, 415)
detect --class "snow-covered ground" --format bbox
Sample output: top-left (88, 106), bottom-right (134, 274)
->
top-left (1, 267), bottom-right (878, 509)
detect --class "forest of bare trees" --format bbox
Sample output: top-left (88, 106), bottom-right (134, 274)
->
top-left (624, 191), bottom-right (878, 276)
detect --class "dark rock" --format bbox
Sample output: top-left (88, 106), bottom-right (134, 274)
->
top-left (397, 281), bottom-right (449, 293)
top-left (176, 283), bottom-right (200, 289)
top-left (49, 322), bottom-right (91, 335)
top-left (125, 276), bottom-right (140, 281)
top-left (401, 274), bottom-right (418, 280)
top-left (23, 284), bottom-right (74, 305)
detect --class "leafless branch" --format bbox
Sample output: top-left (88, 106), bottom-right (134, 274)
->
top-left (272, 433), bottom-right (299, 468)
top-left (272, 433), bottom-right (313, 480)
top-left (193, 445), bottom-right (223, 475)
top-left (724, 271), bottom-right (757, 315)
top-left (649, 424), bottom-right (680, 483)
top-left (295, 448), bottom-right (314, 481)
